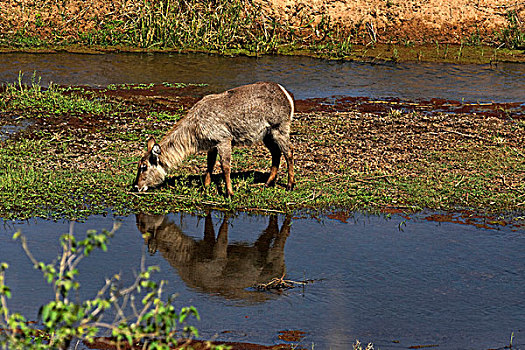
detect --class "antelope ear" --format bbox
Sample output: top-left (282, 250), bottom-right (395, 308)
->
top-left (147, 137), bottom-right (156, 152)
top-left (151, 143), bottom-right (161, 156)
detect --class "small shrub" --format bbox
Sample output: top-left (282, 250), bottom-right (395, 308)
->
top-left (0, 225), bottom-right (220, 349)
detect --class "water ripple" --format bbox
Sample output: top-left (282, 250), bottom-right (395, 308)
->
top-left (1, 53), bottom-right (524, 102)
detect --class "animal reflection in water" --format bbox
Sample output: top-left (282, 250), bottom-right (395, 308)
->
top-left (136, 213), bottom-right (291, 301)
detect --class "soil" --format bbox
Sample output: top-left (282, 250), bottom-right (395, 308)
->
top-left (0, 0), bottom-right (524, 45)
top-left (97, 85), bottom-right (525, 182)
top-left (259, 0), bottom-right (525, 44)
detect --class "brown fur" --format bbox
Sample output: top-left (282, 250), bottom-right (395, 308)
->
top-left (133, 81), bottom-right (295, 196)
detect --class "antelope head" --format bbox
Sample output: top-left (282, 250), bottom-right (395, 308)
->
top-left (133, 138), bottom-right (167, 192)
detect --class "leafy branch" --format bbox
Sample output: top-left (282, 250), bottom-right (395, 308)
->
top-left (0, 223), bottom-right (221, 350)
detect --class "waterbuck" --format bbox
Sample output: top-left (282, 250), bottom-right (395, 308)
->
top-left (136, 213), bottom-right (291, 300)
top-left (132, 81), bottom-right (295, 196)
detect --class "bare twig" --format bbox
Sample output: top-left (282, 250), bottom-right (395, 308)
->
top-left (254, 274), bottom-right (318, 291)
top-left (19, 236), bottom-right (40, 268)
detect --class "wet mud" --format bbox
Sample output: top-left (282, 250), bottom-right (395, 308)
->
top-left (330, 208), bottom-right (525, 231)
top-left (82, 83), bottom-right (525, 122)
top-left (296, 95), bottom-right (525, 119)
top-left (41, 82), bottom-right (524, 136)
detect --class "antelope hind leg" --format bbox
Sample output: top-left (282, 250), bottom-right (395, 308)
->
top-left (204, 147), bottom-right (218, 187)
top-left (269, 129), bottom-right (295, 191)
top-left (217, 141), bottom-right (234, 197)
top-left (284, 147), bottom-right (295, 191)
top-left (263, 135), bottom-right (282, 187)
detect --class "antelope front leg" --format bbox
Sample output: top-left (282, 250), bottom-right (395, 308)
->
top-left (284, 147), bottom-right (295, 191)
top-left (204, 147), bottom-right (218, 187)
top-left (217, 141), bottom-right (234, 197)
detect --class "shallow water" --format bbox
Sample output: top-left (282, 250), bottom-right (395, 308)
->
top-left (0, 117), bottom-right (32, 141)
top-left (1, 212), bottom-right (523, 349)
top-left (1, 52), bottom-right (525, 102)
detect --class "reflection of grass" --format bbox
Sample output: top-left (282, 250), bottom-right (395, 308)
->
top-left (0, 83), bottom-right (524, 219)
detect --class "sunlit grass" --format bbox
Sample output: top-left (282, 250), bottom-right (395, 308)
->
top-left (1, 73), bottom-right (119, 117)
top-left (1, 82), bottom-right (524, 219)
top-left (2, 0), bottom-right (525, 63)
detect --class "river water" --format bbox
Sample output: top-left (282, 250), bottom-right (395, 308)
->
top-left (1, 52), bottom-right (525, 102)
top-left (1, 52), bottom-right (524, 349)
top-left (0, 212), bottom-right (523, 349)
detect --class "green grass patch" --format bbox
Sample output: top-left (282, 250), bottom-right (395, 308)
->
top-left (1, 81), bottom-right (524, 220)
top-left (394, 145), bottom-right (524, 211)
top-left (1, 73), bottom-right (120, 117)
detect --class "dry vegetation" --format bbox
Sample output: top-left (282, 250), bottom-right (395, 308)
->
top-left (0, 0), bottom-right (524, 56)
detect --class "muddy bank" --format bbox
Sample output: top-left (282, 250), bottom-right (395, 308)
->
top-left (262, 0), bottom-right (525, 45)
top-left (1, 0), bottom-right (523, 45)
top-left (0, 0), bottom-right (524, 63)
top-left (85, 337), bottom-right (299, 350)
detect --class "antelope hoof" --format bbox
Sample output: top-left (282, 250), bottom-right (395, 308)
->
top-left (264, 180), bottom-right (276, 188)
top-left (286, 183), bottom-right (295, 191)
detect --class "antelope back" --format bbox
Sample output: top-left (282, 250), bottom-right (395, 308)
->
top-left (186, 82), bottom-right (294, 145)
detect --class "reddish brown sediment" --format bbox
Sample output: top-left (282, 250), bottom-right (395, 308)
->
top-left (84, 336), bottom-right (301, 350)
